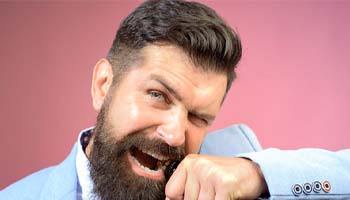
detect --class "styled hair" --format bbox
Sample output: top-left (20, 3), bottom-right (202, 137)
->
top-left (107, 0), bottom-right (242, 92)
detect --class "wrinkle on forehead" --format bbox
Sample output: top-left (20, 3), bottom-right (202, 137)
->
top-left (189, 73), bottom-right (226, 112)
top-left (139, 44), bottom-right (227, 112)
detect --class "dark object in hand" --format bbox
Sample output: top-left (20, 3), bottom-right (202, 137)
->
top-left (164, 160), bottom-right (181, 182)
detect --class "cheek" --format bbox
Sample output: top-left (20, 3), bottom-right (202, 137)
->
top-left (185, 130), bottom-right (207, 154)
top-left (108, 96), bottom-right (163, 139)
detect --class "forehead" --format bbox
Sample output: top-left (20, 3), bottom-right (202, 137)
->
top-left (131, 45), bottom-right (227, 111)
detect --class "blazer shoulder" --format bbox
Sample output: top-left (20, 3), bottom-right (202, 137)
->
top-left (199, 124), bottom-right (262, 156)
top-left (0, 166), bottom-right (54, 199)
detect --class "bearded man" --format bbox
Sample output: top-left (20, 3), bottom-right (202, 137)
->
top-left (1, 0), bottom-right (350, 200)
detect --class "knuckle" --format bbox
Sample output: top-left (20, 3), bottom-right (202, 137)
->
top-left (185, 153), bottom-right (198, 160)
top-left (218, 174), bottom-right (236, 187)
top-left (193, 157), bottom-right (207, 168)
top-left (183, 154), bottom-right (198, 166)
top-left (191, 156), bottom-right (214, 175)
top-left (197, 156), bottom-right (211, 165)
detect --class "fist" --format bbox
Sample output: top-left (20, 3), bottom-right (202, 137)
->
top-left (165, 154), bottom-right (268, 200)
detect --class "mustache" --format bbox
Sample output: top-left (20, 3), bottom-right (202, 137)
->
top-left (96, 129), bottom-right (186, 161)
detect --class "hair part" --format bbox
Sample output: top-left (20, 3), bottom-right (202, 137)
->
top-left (107, 0), bottom-right (242, 93)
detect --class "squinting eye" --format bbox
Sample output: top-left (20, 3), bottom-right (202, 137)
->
top-left (149, 90), bottom-right (166, 101)
top-left (188, 113), bottom-right (208, 127)
top-left (201, 118), bottom-right (208, 125)
top-left (197, 118), bottom-right (208, 127)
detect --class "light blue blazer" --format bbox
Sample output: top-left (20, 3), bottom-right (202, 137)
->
top-left (1, 124), bottom-right (349, 199)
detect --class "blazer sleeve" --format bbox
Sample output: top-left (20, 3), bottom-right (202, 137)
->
top-left (240, 148), bottom-right (350, 199)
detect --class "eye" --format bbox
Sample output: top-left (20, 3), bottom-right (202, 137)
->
top-left (188, 113), bottom-right (208, 127)
top-left (198, 118), bottom-right (209, 126)
top-left (149, 90), bottom-right (166, 102)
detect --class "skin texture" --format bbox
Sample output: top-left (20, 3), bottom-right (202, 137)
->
top-left (165, 155), bottom-right (267, 200)
top-left (88, 44), bottom-right (267, 199)
top-left (89, 45), bottom-right (227, 154)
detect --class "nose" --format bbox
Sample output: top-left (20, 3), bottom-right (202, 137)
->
top-left (156, 107), bottom-right (187, 147)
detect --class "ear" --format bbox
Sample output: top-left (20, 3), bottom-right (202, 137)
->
top-left (91, 58), bottom-right (114, 112)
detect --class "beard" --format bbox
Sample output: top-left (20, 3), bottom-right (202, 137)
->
top-left (88, 98), bottom-right (185, 200)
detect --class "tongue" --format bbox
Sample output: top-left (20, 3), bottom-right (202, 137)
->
top-left (133, 148), bottom-right (159, 170)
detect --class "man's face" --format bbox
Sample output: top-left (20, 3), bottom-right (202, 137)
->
top-left (89, 45), bottom-right (227, 199)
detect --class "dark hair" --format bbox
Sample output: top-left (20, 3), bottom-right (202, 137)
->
top-left (107, 0), bottom-right (242, 93)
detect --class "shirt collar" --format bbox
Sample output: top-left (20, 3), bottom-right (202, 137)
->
top-left (76, 127), bottom-right (95, 200)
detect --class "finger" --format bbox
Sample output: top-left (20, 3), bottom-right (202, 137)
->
top-left (215, 187), bottom-right (236, 200)
top-left (165, 161), bottom-right (187, 199)
top-left (198, 183), bottom-right (215, 200)
top-left (184, 172), bottom-right (200, 200)
top-left (215, 192), bottom-right (230, 200)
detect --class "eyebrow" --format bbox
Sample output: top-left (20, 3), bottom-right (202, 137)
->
top-left (149, 74), bottom-right (216, 124)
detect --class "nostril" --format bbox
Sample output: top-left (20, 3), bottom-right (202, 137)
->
top-left (156, 126), bottom-right (167, 136)
top-left (156, 127), bottom-right (169, 137)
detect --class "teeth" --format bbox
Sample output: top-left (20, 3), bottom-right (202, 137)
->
top-left (140, 149), bottom-right (167, 161)
top-left (130, 154), bottom-right (161, 173)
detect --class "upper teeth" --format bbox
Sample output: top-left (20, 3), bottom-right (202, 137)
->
top-left (140, 149), bottom-right (167, 161)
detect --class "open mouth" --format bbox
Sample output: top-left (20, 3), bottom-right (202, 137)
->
top-left (128, 146), bottom-right (171, 180)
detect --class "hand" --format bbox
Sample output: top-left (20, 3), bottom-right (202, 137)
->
top-left (165, 154), bottom-right (268, 200)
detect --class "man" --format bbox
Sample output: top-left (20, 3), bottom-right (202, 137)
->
top-left (1, 0), bottom-right (349, 199)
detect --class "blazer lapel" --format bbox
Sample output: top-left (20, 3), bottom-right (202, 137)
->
top-left (39, 143), bottom-right (79, 200)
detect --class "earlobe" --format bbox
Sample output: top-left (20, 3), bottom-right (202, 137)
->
top-left (91, 58), bottom-right (114, 112)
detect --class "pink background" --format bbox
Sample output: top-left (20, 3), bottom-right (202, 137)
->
top-left (1, 1), bottom-right (349, 189)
